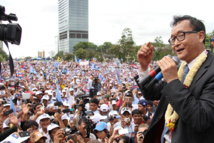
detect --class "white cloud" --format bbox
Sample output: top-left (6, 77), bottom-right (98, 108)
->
top-left (1, 0), bottom-right (214, 58)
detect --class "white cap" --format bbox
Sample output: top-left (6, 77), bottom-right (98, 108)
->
top-left (69, 88), bottom-right (74, 91)
top-left (42, 95), bottom-right (49, 101)
top-left (36, 91), bottom-right (43, 96)
top-left (32, 88), bottom-right (38, 91)
top-left (62, 90), bottom-right (66, 93)
top-left (38, 113), bottom-right (51, 122)
top-left (108, 110), bottom-right (119, 117)
top-left (48, 91), bottom-right (53, 96)
top-left (97, 92), bottom-right (101, 96)
top-left (121, 107), bottom-right (131, 115)
top-left (3, 123), bottom-right (9, 129)
top-left (112, 100), bottom-right (116, 105)
top-left (61, 114), bottom-right (69, 121)
top-left (47, 123), bottom-right (59, 131)
top-left (44, 90), bottom-right (49, 94)
top-left (90, 114), bottom-right (107, 124)
top-left (100, 104), bottom-right (109, 112)
top-left (3, 103), bottom-right (10, 107)
top-left (63, 101), bottom-right (69, 107)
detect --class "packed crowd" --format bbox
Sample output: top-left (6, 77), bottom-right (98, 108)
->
top-left (0, 60), bottom-right (159, 143)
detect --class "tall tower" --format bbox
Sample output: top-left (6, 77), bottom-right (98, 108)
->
top-left (58, 0), bottom-right (88, 54)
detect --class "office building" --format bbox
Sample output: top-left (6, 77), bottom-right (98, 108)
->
top-left (58, 0), bottom-right (88, 53)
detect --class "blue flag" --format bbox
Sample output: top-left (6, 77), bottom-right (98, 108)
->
top-left (117, 71), bottom-right (122, 85)
top-left (56, 79), bottom-right (62, 102)
top-left (111, 66), bottom-right (115, 72)
top-left (75, 56), bottom-right (78, 63)
top-left (55, 62), bottom-right (59, 68)
top-left (10, 98), bottom-right (16, 115)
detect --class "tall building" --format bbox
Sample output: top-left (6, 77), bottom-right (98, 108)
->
top-left (58, 0), bottom-right (88, 54)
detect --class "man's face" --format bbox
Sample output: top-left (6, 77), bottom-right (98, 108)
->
top-left (171, 20), bottom-right (204, 63)
top-left (90, 103), bottom-right (98, 111)
top-left (43, 100), bottom-right (48, 106)
top-left (138, 104), bottom-right (147, 112)
top-left (70, 91), bottom-right (74, 95)
top-left (121, 111), bottom-right (132, 122)
top-left (78, 122), bottom-right (87, 138)
top-left (40, 118), bottom-right (50, 129)
top-left (133, 114), bottom-right (142, 125)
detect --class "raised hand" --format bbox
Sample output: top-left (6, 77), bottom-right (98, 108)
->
top-left (137, 42), bottom-right (154, 71)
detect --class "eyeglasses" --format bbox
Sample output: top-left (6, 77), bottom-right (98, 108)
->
top-left (168, 31), bottom-right (198, 45)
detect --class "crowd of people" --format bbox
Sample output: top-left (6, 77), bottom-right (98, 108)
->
top-left (0, 59), bottom-right (158, 143)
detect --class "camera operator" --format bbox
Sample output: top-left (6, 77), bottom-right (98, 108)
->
top-left (78, 117), bottom-right (96, 142)
top-left (114, 107), bottom-right (134, 137)
top-left (136, 124), bottom-right (148, 143)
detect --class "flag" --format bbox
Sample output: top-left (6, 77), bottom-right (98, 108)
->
top-left (117, 71), bottom-right (122, 85)
top-left (118, 59), bottom-right (121, 66)
top-left (56, 79), bottom-right (62, 102)
top-left (111, 66), bottom-right (115, 72)
top-left (57, 57), bottom-right (62, 62)
top-left (83, 86), bottom-right (90, 92)
top-left (44, 58), bottom-right (47, 64)
top-left (93, 57), bottom-right (97, 62)
top-left (131, 63), bottom-right (139, 69)
top-left (30, 66), bottom-right (36, 74)
top-left (212, 37), bottom-right (214, 49)
top-left (75, 56), bottom-right (78, 63)
top-left (55, 62), bottom-right (59, 68)
top-left (10, 98), bottom-right (16, 115)
top-left (132, 85), bottom-right (138, 90)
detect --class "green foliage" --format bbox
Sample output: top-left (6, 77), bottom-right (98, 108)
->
top-left (53, 51), bottom-right (64, 60)
top-left (0, 48), bottom-right (8, 61)
top-left (64, 53), bottom-right (74, 61)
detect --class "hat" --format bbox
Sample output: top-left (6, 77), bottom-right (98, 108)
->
top-left (108, 110), bottom-right (119, 117)
top-left (62, 90), bottom-right (66, 93)
top-left (121, 107), bottom-right (131, 115)
top-left (100, 104), bottom-right (109, 112)
top-left (3, 103), bottom-right (10, 107)
top-left (44, 90), bottom-right (49, 94)
top-left (138, 91), bottom-right (142, 94)
top-left (61, 114), bottom-right (69, 121)
top-left (38, 113), bottom-right (51, 122)
top-left (69, 88), bottom-right (74, 91)
top-left (138, 99), bottom-right (148, 106)
top-left (30, 131), bottom-right (47, 142)
top-left (90, 114), bottom-right (107, 124)
top-left (97, 92), bottom-right (101, 96)
top-left (42, 95), bottom-right (49, 101)
top-left (47, 123), bottom-right (59, 131)
top-left (94, 122), bottom-right (107, 131)
top-left (63, 101), bottom-right (70, 107)
top-left (36, 91), bottom-right (43, 96)
top-left (112, 100), bottom-right (116, 105)
top-left (32, 88), bottom-right (38, 91)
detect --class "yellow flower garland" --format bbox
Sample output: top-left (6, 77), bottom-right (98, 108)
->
top-left (165, 53), bottom-right (207, 130)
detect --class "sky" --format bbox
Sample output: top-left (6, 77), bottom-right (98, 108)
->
top-left (0, 0), bottom-right (214, 58)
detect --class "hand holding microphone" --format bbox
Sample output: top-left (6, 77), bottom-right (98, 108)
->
top-left (157, 56), bottom-right (180, 83)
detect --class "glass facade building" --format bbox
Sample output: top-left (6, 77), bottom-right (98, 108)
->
top-left (58, 0), bottom-right (88, 53)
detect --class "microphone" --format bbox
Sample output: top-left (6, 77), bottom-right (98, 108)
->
top-left (139, 55), bottom-right (173, 87)
top-left (144, 56), bottom-right (181, 90)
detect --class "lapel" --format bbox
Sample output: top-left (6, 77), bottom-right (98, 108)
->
top-left (189, 51), bottom-right (214, 89)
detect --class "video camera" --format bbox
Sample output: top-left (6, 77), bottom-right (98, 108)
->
top-left (0, 5), bottom-right (22, 45)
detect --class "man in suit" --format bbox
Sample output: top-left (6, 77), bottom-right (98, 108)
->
top-left (136, 15), bottom-right (214, 143)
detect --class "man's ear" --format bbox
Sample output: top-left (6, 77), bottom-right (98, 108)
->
top-left (198, 31), bottom-right (205, 43)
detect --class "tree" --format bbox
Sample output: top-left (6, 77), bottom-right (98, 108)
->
top-left (118, 28), bottom-right (135, 62)
top-left (0, 48), bottom-right (8, 61)
top-left (73, 42), bottom-right (98, 60)
top-left (64, 53), bottom-right (74, 61)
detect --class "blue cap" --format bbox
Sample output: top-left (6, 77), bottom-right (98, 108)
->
top-left (138, 99), bottom-right (148, 106)
top-left (94, 122), bottom-right (107, 131)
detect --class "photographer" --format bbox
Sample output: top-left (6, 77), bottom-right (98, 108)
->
top-left (136, 124), bottom-right (148, 143)
top-left (78, 117), bottom-right (96, 142)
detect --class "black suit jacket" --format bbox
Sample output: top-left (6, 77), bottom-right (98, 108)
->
top-left (135, 51), bottom-right (214, 143)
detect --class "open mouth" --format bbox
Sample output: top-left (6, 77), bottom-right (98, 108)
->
top-left (176, 48), bottom-right (184, 53)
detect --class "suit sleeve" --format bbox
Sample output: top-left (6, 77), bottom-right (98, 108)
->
top-left (162, 77), bottom-right (214, 132)
top-left (134, 75), bottom-right (166, 101)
